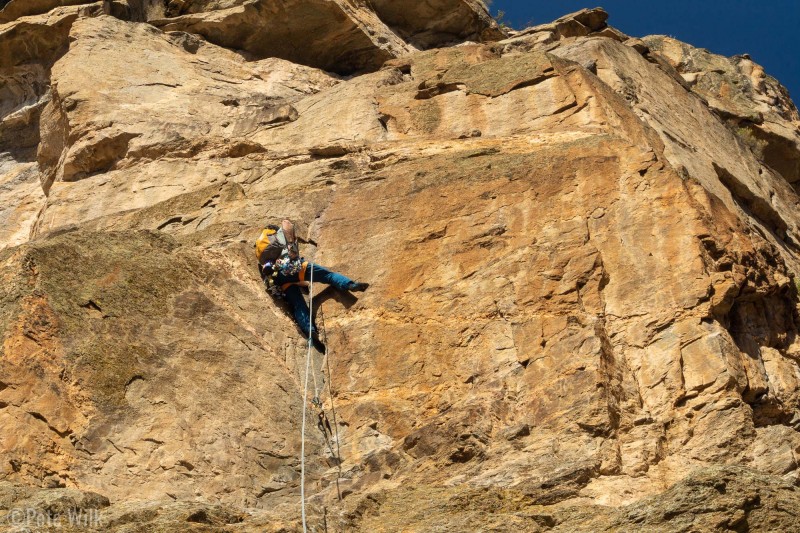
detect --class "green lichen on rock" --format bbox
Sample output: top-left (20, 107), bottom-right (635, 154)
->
top-left (344, 466), bottom-right (800, 532)
top-left (1, 229), bottom-right (197, 411)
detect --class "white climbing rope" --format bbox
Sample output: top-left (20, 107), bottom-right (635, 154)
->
top-left (300, 261), bottom-right (315, 533)
top-left (318, 307), bottom-right (344, 501)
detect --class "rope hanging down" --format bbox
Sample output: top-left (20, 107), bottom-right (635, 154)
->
top-left (300, 263), bottom-right (315, 533)
top-left (299, 264), bottom-right (344, 531)
top-left (318, 307), bottom-right (344, 501)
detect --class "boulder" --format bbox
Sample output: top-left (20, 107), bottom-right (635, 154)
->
top-left (515, 7), bottom-right (610, 41)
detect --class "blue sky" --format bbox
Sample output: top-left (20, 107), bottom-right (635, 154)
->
top-left (488, 1), bottom-right (800, 102)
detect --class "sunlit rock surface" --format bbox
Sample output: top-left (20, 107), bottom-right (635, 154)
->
top-left (1, 4), bottom-right (800, 531)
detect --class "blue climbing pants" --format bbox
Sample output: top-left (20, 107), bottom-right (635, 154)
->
top-left (275, 263), bottom-right (354, 337)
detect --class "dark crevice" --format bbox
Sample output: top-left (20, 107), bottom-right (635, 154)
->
top-left (125, 375), bottom-right (145, 388)
top-left (492, 74), bottom-right (554, 96)
top-left (256, 485), bottom-right (282, 498)
top-left (731, 494), bottom-right (762, 533)
top-left (28, 411), bottom-right (73, 438)
top-left (415, 82), bottom-right (464, 100)
top-left (80, 300), bottom-right (102, 312)
top-left (186, 509), bottom-right (213, 524)
top-left (521, 462), bottom-right (601, 506)
top-left (29, 411), bottom-right (48, 424)
top-left (662, 129), bottom-right (694, 152)
top-left (590, 318), bottom-right (623, 442)
top-left (713, 163), bottom-right (788, 239)
top-left (744, 389), bottom-right (798, 429)
top-left (378, 113), bottom-right (390, 132)
top-left (157, 217), bottom-right (184, 230)
top-left (729, 119), bottom-right (800, 187)
top-left (415, 74), bottom-right (554, 100)
top-left (712, 239), bottom-right (800, 430)
top-left (200, 195), bottom-right (219, 208)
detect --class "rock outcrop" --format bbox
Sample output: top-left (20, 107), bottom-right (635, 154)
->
top-left (644, 35), bottom-right (800, 188)
top-left (0, 3), bottom-right (101, 249)
top-left (0, 0), bottom-right (93, 24)
top-left (152, 0), bottom-right (503, 74)
top-left (36, 14), bottom-right (339, 192)
top-left (1, 4), bottom-right (800, 532)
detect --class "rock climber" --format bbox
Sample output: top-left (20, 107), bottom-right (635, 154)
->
top-left (256, 219), bottom-right (368, 352)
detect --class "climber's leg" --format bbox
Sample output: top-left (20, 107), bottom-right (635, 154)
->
top-left (307, 263), bottom-right (367, 292)
top-left (284, 285), bottom-right (315, 337)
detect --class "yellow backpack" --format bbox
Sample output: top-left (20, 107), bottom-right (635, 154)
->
top-left (255, 219), bottom-right (298, 266)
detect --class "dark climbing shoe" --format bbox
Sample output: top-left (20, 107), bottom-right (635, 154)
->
top-left (312, 335), bottom-right (327, 353)
top-left (349, 281), bottom-right (369, 292)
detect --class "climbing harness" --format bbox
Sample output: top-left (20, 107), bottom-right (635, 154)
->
top-left (276, 256), bottom-right (304, 276)
top-left (256, 219), bottom-right (305, 295)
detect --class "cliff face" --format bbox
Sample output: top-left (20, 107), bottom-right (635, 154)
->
top-left (1, 3), bottom-right (800, 531)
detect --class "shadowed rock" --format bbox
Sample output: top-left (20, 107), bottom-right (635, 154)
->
top-left (152, 0), bottom-right (503, 74)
